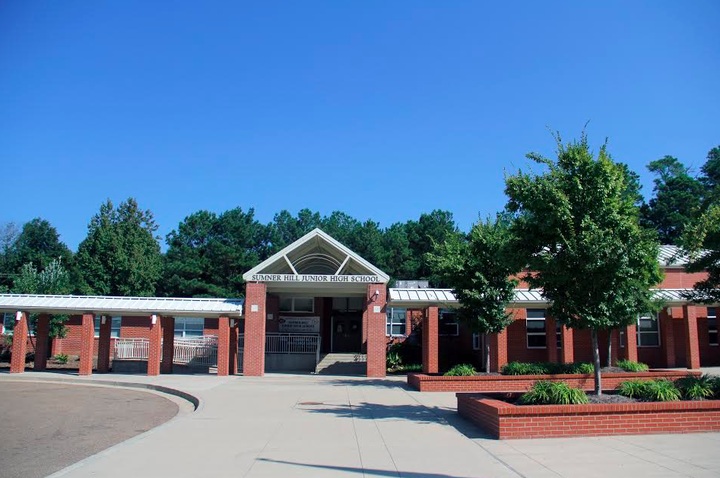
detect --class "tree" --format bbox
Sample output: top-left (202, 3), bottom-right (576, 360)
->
top-left (682, 203), bottom-right (720, 304)
top-left (0, 222), bottom-right (20, 292)
top-left (76, 198), bottom-right (163, 296)
top-left (700, 145), bottom-right (720, 207)
top-left (505, 133), bottom-right (663, 395)
top-left (406, 210), bottom-right (460, 285)
top-left (428, 214), bottom-right (520, 372)
top-left (640, 156), bottom-right (704, 244)
top-left (267, 209), bottom-right (322, 252)
top-left (162, 208), bottom-right (269, 297)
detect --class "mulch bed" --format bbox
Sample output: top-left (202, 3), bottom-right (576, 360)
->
top-left (587, 393), bottom-right (639, 404)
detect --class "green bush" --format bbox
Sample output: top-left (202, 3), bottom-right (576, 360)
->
top-left (502, 361), bottom-right (594, 375)
top-left (386, 351), bottom-right (402, 370)
top-left (616, 359), bottom-right (649, 372)
top-left (519, 381), bottom-right (589, 405)
top-left (676, 374), bottom-right (716, 400)
top-left (53, 353), bottom-right (69, 364)
top-left (401, 363), bottom-right (422, 372)
top-left (566, 362), bottom-right (594, 374)
top-left (444, 364), bottom-right (477, 376)
top-left (617, 380), bottom-right (649, 399)
top-left (642, 379), bottom-right (681, 402)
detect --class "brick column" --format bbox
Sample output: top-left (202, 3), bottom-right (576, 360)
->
top-left (10, 312), bottom-right (28, 374)
top-left (217, 316), bottom-right (231, 376)
top-left (161, 316), bottom-right (175, 374)
top-left (560, 326), bottom-right (574, 364)
top-left (365, 284), bottom-right (387, 378)
top-left (97, 315), bottom-right (112, 373)
top-left (229, 319), bottom-right (239, 375)
top-left (34, 313), bottom-right (50, 371)
top-left (546, 315), bottom-right (558, 363)
top-left (489, 329), bottom-right (508, 372)
top-left (662, 309), bottom-right (676, 368)
top-left (243, 282), bottom-right (267, 376)
top-left (147, 315), bottom-right (162, 376)
top-left (625, 324), bottom-right (638, 362)
top-left (684, 305), bottom-right (701, 369)
top-left (79, 313), bottom-right (95, 376)
top-left (422, 306), bottom-right (439, 374)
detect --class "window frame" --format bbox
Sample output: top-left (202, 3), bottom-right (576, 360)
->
top-left (637, 312), bottom-right (661, 348)
top-left (526, 308), bottom-right (547, 349)
top-left (708, 307), bottom-right (718, 347)
top-left (280, 297), bottom-right (315, 313)
top-left (174, 317), bottom-right (206, 338)
top-left (386, 307), bottom-right (407, 337)
top-left (472, 332), bottom-right (482, 351)
top-left (2, 312), bottom-right (14, 335)
top-left (439, 309), bottom-right (459, 337)
top-left (94, 315), bottom-right (122, 338)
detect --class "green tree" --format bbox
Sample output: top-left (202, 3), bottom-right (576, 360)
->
top-left (163, 208), bottom-right (268, 297)
top-left (640, 156), bottom-right (704, 244)
top-left (428, 214), bottom-right (520, 372)
top-left (378, 222), bottom-right (417, 281)
top-left (0, 222), bottom-right (20, 292)
top-left (406, 210), bottom-right (460, 284)
top-left (267, 209), bottom-right (322, 252)
top-left (700, 145), bottom-right (720, 207)
top-left (76, 198), bottom-right (163, 296)
top-left (505, 133), bottom-right (663, 394)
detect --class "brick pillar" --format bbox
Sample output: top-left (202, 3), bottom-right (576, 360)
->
top-left (662, 309), bottom-right (676, 368)
top-left (51, 336), bottom-right (62, 356)
top-left (243, 282), bottom-right (266, 376)
top-left (684, 305), bottom-right (701, 369)
top-left (610, 329), bottom-right (619, 366)
top-left (34, 313), bottom-right (50, 371)
top-left (147, 315), bottom-right (162, 376)
top-left (78, 313), bottom-right (95, 376)
top-left (161, 316), bottom-right (175, 374)
top-left (217, 316), bottom-right (230, 376)
top-left (422, 306), bottom-right (439, 374)
top-left (10, 312), bottom-right (28, 373)
top-left (625, 324), bottom-right (638, 362)
top-left (97, 316), bottom-right (112, 373)
top-left (229, 319), bottom-right (239, 375)
top-left (489, 329), bottom-right (508, 372)
top-left (365, 283), bottom-right (387, 378)
top-left (546, 315), bottom-right (558, 363)
top-left (560, 326), bottom-right (574, 364)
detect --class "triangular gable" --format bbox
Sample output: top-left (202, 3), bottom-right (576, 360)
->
top-left (243, 228), bottom-right (390, 283)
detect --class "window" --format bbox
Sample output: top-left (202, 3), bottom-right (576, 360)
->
top-left (2, 312), bottom-right (14, 334)
top-left (637, 313), bottom-right (660, 347)
top-left (709, 308), bottom-right (718, 346)
top-left (175, 317), bottom-right (205, 338)
top-left (280, 297), bottom-right (314, 313)
top-left (439, 309), bottom-right (459, 336)
top-left (526, 309), bottom-right (547, 348)
top-left (472, 333), bottom-right (482, 351)
top-left (386, 307), bottom-right (406, 336)
top-left (620, 329), bottom-right (625, 348)
top-left (332, 297), bottom-right (363, 312)
top-left (556, 321), bottom-right (562, 349)
top-left (94, 316), bottom-right (122, 338)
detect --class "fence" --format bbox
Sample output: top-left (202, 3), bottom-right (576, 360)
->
top-left (113, 338), bottom-right (149, 360)
top-left (173, 336), bottom-right (218, 366)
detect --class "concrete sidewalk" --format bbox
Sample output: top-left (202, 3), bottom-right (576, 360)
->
top-left (2, 372), bottom-right (720, 478)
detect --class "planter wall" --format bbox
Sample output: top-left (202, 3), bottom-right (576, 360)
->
top-left (457, 393), bottom-right (720, 439)
top-left (408, 370), bottom-right (697, 392)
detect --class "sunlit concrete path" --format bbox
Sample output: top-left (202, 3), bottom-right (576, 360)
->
top-left (2, 372), bottom-right (720, 478)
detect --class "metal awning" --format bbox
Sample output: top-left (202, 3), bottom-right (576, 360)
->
top-left (0, 294), bottom-right (244, 317)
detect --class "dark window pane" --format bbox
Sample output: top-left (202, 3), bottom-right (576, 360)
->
top-left (639, 334), bottom-right (659, 347)
top-left (639, 317), bottom-right (658, 331)
top-left (710, 332), bottom-right (718, 345)
top-left (526, 309), bottom-right (546, 319)
top-left (709, 307), bottom-right (716, 318)
top-left (526, 319), bottom-right (546, 332)
top-left (528, 335), bottom-right (547, 348)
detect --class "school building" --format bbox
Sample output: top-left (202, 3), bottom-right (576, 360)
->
top-left (1, 228), bottom-right (718, 377)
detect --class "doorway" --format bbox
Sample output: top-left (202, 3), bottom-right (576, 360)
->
top-left (331, 312), bottom-right (362, 352)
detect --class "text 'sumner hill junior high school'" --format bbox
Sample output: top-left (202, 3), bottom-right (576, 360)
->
top-left (1, 228), bottom-right (718, 377)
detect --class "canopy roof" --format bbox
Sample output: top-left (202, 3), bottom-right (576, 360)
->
top-left (0, 294), bottom-right (244, 318)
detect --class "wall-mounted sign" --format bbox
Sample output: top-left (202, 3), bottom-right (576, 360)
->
top-left (249, 274), bottom-right (380, 283)
top-left (278, 316), bottom-right (320, 334)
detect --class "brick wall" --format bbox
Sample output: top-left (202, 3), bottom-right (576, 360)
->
top-left (365, 284), bottom-right (387, 377)
top-left (458, 393), bottom-right (720, 439)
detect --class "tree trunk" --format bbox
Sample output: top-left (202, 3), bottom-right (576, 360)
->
top-left (606, 330), bottom-right (612, 368)
top-left (484, 333), bottom-right (491, 373)
top-left (591, 329), bottom-right (602, 396)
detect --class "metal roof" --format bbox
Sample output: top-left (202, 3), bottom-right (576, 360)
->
top-left (388, 288), bottom-right (708, 307)
top-left (0, 294), bottom-right (244, 317)
top-left (658, 245), bottom-right (691, 267)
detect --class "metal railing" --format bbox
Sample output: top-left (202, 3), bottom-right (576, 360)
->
top-left (114, 338), bottom-right (149, 360)
top-left (173, 336), bottom-right (218, 366)
top-left (266, 333), bottom-right (320, 354)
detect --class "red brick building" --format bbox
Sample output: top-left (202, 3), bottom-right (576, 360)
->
top-left (1, 230), bottom-right (717, 377)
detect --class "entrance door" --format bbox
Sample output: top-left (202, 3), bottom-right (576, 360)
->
top-left (332, 313), bottom-right (362, 353)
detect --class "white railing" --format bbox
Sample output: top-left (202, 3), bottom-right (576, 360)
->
top-left (114, 338), bottom-right (149, 360)
top-left (173, 336), bottom-right (218, 366)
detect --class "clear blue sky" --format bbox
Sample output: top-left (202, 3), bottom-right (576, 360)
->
top-left (1, 1), bottom-right (718, 251)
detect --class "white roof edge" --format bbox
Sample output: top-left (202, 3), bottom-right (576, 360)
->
top-left (242, 228), bottom-right (390, 282)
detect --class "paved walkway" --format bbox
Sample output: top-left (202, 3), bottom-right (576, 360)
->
top-left (1, 372), bottom-right (719, 478)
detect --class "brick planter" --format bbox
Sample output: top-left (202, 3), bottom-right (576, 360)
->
top-left (457, 393), bottom-right (720, 439)
top-left (408, 370), bottom-right (697, 392)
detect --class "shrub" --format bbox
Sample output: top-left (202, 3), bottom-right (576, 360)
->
top-left (502, 361), bottom-right (594, 375)
top-left (617, 380), bottom-right (649, 399)
top-left (401, 364), bottom-right (422, 372)
top-left (386, 351), bottom-right (402, 370)
top-left (616, 359), bottom-right (649, 372)
top-left (566, 362), bottom-right (594, 374)
top-left (53, 353), bottom-right (69, 364)
top-left (519, 381), bottom-right (589, 405)
top-left (676, 374), bottom-right (716, 400)
top-left (444, 364), bottom-right (477, 376)
top-left (642, 379), bottom-right (681, 402)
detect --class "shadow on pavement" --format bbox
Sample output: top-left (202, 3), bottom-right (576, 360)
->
top-left (257, 458), bottom-right (481, 477)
